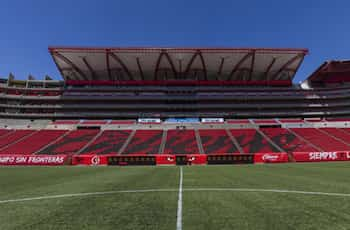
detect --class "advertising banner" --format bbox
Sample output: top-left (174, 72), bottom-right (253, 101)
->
top-left (0, 155), bottom-right (68, 166)
top-left (254, 152), bottom-right (289, 163)
top-left (71, 155), bottom-right (109, 166)
top-left (293, 152), bottom-right (350, 162)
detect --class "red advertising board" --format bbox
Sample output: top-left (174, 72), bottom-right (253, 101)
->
top-left (293, 151), bottom-right (350, 162)
top-left (0, 155), bottom-right (68, 166)
top-left (71, 155), bottom-right (109, 166)
top-left (155, 155), bottom-right (176, 165)
top-left (254, 152), bottom-right (289, 163)
top-left (186, 154), bottom-right (207, 165)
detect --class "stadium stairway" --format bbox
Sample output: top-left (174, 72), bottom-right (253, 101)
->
top-left (194, 130), bottom-right (205, 154)
top-left (77, 130), bottom-right (104, 154)
top-left (158, 130), bottom-right (167, 154)
top-left (117, 130), bottom-right (136, 154)
top-left (225, 129), bottom-right (244, 153)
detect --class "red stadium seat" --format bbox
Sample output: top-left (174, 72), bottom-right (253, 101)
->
top-left (164, 130), bottom-right (199, 154)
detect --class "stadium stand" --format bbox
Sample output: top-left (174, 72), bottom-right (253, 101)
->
top-left (1, 47), bottom-right (350, 166)
top-left (0, 130), bottom-right (35, 150)
top-left (230, 129), bottom-right (280, 153)
top-left (122, 130), bottom-right (163, 154)
top-left (164, 130), bottom-right (199, 154)
top-left (291, 128), bottom-right (349, 151)
top-left (199, 129), bottom-right (239, 154)
top-left (318, 128), bottom-right (350, 145)
top-left (0, 130), bottom-right (67, 154)
top-left (261, 128), bottom-right (318, 152)
top-left (38, 130), bottom-right (99, 155)
top-left (79, 130), bottom-right (131, 155)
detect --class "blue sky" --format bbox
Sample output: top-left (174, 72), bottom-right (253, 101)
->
top-left (0, 0), bottom-right (349, 83)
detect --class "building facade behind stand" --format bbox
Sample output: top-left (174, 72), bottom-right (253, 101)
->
top-left (0, 47), bottom-right (349, 120)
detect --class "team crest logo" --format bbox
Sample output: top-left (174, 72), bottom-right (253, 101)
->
top-left (91, 156), bottom-right (100, 165)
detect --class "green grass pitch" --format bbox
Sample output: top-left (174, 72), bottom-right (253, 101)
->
top-left (0, 163), bottom-right (350, 230)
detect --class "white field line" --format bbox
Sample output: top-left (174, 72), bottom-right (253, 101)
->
top-left (176, 167), bottom-right (183, 230)
top-left (0, 189), bottom-right (177, 204)
top-left (1, 187), bottom-right (350, 205)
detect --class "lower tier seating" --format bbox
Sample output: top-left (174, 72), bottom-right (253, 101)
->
top-left (230, 129), bottom-right (280, 153)
top-left (0, 127), bottom-right (349, 156)
top-left (291, 128), bottom-right (349, 151)
top-left (38, 130), bottom-right (99, 155)
top-left (199, 129), bottom-right (239, 154)
top-left (261, 128), bottom-right (317, 152)
top-left (1, 130), bottom-right (67, 154)
top-left (319, 128), bottom-right (350, 145)
top-left (122, 130), bottom-right (163, 154)
top-left (0, 129), bottom-right (11, 138)
top-left (164, 130), bottom-right (199, 154)
top-left (80, 130), bottom-right (131, 155)
top-left (0, 130), bottom-right (35, 150)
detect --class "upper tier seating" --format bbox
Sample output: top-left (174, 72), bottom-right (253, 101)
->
top-left (0, 130), bottom-right (34, 150)
top-left (291, 128), bottom-right (349, 151)
top-left (199, 129), bottom-right (239, 154)
top-left (319, 128), bottom-right (350, 145)
top-left (122, 130), bottom-right (163, 154)
top-left (1, 130), bottom-right (67, 154)
top-left (164, 130), bottom-right (199, 154)
top-left (38, 130), bottom-right (99, 155)
top-left (230, 129), bottom-right (280, 153)
top-left (80, 130), bottom-right (131, 155)
top-left (261, 128), bottom-right (317, 152)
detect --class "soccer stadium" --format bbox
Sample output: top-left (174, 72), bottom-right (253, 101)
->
top-left (0, 46), bottom-right (350, 229)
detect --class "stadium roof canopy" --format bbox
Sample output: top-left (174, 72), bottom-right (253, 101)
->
top-left (307, 60), bottom-right (350, 84)
top-left (49, 47), bottom-right (308, 82)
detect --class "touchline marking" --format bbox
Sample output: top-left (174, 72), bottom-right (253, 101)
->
top-left (176, 167), bottom-right (183, 230)
top-left (1, 187), bottom-right (350, 205)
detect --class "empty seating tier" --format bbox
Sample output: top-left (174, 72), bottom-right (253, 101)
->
top-left (38, 130), bottom-right (99, 155)
top-left (80, 130), bottom-right (131, 155)
top-left (230, 129), bottom-right (279, 153)
top-left (164, 130), bottom-right (199, 154)
top-left (261, 128), bottom-right (317, 152)
top-left (291, 128), bottom-right (349, 152)
top-left (0, 129), bottom-right (12, 138)
top-left (1, 130), bottom-right (67, 154)
top-left (199, 129), bottom-right (239, 154)
top-left (0, 130), bottom-right (34, 151)
top-left (122, 130), bottom-right (163, 154)
top-left (319, 128), bottom-right (350, 145)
